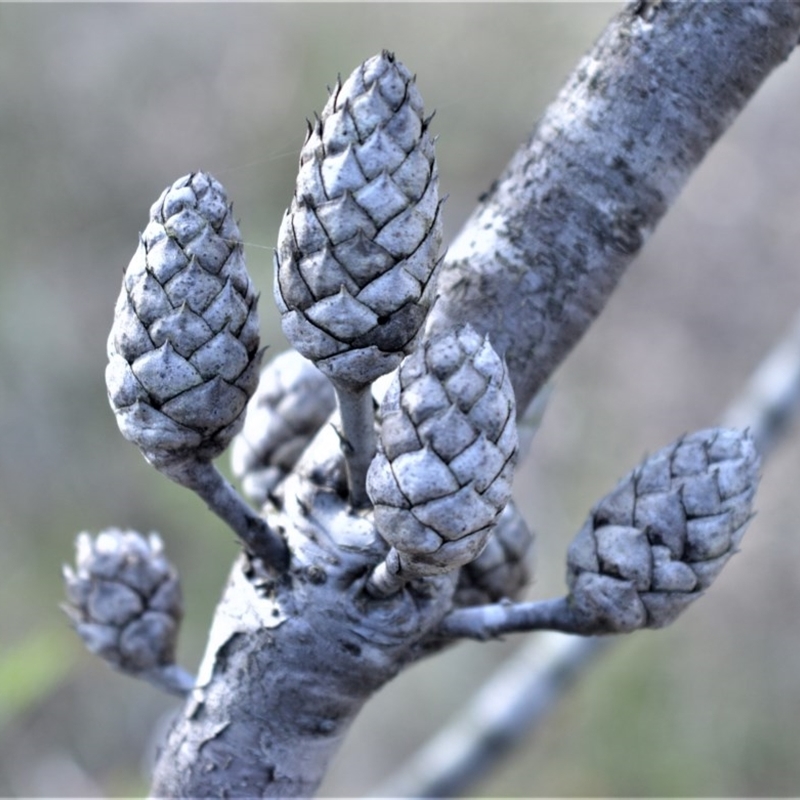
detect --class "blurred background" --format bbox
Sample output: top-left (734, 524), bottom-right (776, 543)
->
top-left (2, 2), bottom-right (800, 796)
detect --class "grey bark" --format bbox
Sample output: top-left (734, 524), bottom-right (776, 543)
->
top-left (151, 424), bottom-right (458, 797)
top-left (150, 3), bottom-right (800, 797)
top-left (722, 308), bottom-right (800, 456)
top-left (426, 1), bottom-right (800, 413)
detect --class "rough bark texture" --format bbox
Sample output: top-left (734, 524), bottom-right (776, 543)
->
top-left (150, 3), bottom-right (800, 796)
top-left (426, 1), bottom-right (800, 412)
top-left (151, 425), bottom-right (457, 797)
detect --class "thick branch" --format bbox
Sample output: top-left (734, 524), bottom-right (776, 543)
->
top-left (150, 426), bottom-right (457, 798)
top-left (426, 0), bottom-right (800, 413)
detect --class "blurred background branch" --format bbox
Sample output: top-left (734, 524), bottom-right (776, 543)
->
top-left (2, 3), bottom-right (800, 796)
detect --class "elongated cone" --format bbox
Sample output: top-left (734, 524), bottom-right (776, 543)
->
top-left (105, 172), bottom-right (261, 469)
top-left (367, 326), bottom-right (518, 579)
top-left (275, 51), bottom-right (443, 389)
top-left (231, 349), bottom-right (337, 505)
top-left (62, 529), bottom-right (182, 675)
top-left (566, 428), bottom-right (760, 632)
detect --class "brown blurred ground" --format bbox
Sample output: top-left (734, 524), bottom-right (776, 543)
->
top-left (1, 3), bottom-right (800, 796)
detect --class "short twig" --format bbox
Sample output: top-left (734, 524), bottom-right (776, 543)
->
top-left (140, 664), bottom-right (196, 698)
top-left (332, 381), bottom-right (377, 509)
top-left (163, 458), bottom-right (289, 571)
top-left (436, 596), bottom-right (580, 640)
top-left (365, 549), bottom-right (406, 598)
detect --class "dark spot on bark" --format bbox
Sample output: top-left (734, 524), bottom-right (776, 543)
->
top-left (611, 155), bottom-right (636, 186)
top-left (609, 213), bottom-right (643, 255)
top-left (335, 477), bottom-right (349, 501)
top-left (633, 0), bottom-right (663, 22)
top-left (478, 180), bottom-right (498, 204)
top-left (316, 718), bottom-right (337, 735)
top-left (306, 565), bottom-right (327, 584)
top-left (340, 639), bottom-right (362, 657)
top-left (309, 467), bottom-right (327, 486)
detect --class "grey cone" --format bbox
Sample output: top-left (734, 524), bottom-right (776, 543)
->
top-left (62, 529), bottom-right (182, 673)
top-left (231, 349), bottom-right (337, 505)
top-left (106, 172), bottom-right (261, 468)
top-left (454, 502), bottom-right (533, 606)
top-left (368, 326), bottom-right (518, 578)
top-left (275, 51), bottom-right (443, 389)
top-left (566, 427), bottom-right (761, 632)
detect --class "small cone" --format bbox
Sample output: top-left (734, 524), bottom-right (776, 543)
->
top-left (63, 529), bottom-right (182, 673)
top-left (566, 428), bottom-right (760, 632)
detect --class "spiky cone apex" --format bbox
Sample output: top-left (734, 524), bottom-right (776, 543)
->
top-left (275, 50), bottom-right (443, 390)
top-left (106, 172), bottom-right (262, 471)
top-left (367, 326), bottom-right (518, 578)
top-left (566, 428), bottom-right (760, 633)
top-left (453, 501), bottom-right (533, 606)
top-left (231, 349), bottom-right (337, 505)
top-left (62, 529), bottom-right (183, 674)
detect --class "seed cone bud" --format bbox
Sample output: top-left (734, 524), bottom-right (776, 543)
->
top-left (566, 428), bottom-right (760, 633)
top-left (454, 501), bottom-right (533, 606)
top-left (231, 349), bottom-right (337, 505)
top-left (106, 172), bottom-right (261, 469)
top-left (367, 326), bottom-right (518, 581)
top-left (275, 50), bottom-right (443, 389)
top-left (63, 529), bottom-right (183, 676)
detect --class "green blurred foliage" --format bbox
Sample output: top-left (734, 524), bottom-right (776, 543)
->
top-left (2, 3), bottom-right (800, 797)
top-left (0, 629), bottom-right (80, 735)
